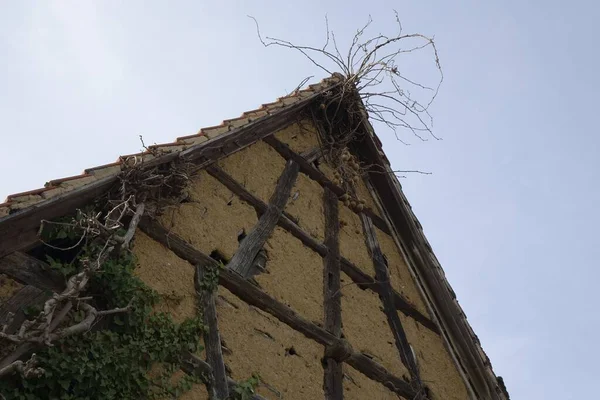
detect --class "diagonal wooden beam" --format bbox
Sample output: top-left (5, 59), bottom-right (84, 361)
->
top-left (194, 265), bottom-right (229, 399)
top-left (226, 160), bottom-right (300, 278)
top-left (359, 213), bottom-right (424, 395)
top-left (322, 187), bottom-right (343, 400)
top-left (263, 135), bottom-right (390, 235)
top-left (206, 164), bottom-right (438, 334)
top-left (138, 217), bottom-right (417, 399)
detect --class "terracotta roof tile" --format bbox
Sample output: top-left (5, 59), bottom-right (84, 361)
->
top-left (0, 74), bottom-right (343, 215)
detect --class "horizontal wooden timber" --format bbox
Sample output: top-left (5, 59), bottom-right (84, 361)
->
top-left (263, 135), bottom-right (391, 235)
top-left (206, 164), bottom-right (439, 334)
top-left (138, 217), bottom-right (417, 399)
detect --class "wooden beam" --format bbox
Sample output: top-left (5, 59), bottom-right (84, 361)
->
top-left (0, 176), bottom-right (116, 258)
top-left (263, 135), bottom-right (391, 235)
top-left (359, 214), bottom-right (423, 393)
top-left (340, 257), bottom-right (439, 334)
top-left (226, 160), bottom-right (300, 278)
top-left (345, 353), bottom-right (414, 398)
top-left (206, 166), bottom-right (298, 225)
top-left (138, 217), bottom-right (417, 399)
top-left (322, 187), bottom-right (343, 400)
top-left (353, 128), bottom-right (501, 399)
top-left (206, 164), bottom-right (438, 334)
top-left (194, 265), bottom-right (229, 400)
top-left (0, 252), bottom-right (64, 292)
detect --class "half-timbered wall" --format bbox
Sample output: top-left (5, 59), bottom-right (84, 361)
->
top-left (131, 120), bottom-right (470, 399)
top-left (0, 119), bottom-right (471, 399)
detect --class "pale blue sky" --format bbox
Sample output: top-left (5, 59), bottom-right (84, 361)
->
top-left (1, 2), bottom-right (598, 399)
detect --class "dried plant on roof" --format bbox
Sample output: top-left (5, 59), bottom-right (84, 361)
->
top-left (250, 12), bottom-right (443, 145)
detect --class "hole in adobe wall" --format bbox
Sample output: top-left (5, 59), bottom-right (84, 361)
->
top-left (285, 346), bottom-right (298, 356)
top-left (237, 229), bottom-right (246, 243)
top-left (209, 250), bottom-right (228, 265)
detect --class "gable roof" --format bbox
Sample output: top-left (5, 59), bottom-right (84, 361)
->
top-left (0, 73), bottom-right (507, 400)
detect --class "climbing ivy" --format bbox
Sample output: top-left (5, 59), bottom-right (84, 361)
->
top-left (0, 221), bottom-right (206, 400)
top-left (230, 373), bottom-right (261, 400)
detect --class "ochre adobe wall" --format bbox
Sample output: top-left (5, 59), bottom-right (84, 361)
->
top-left (123, 118), bottom-right (470, 399)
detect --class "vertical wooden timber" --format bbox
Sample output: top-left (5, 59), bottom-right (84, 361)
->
top-left (359, 213), bottom-right (424, 396)
top-left (322, 187), bottom-right (343, 400)
top-left (226, 159), bottom-right (300, 277)
top-left (194, 265), bottom-right (229, 400)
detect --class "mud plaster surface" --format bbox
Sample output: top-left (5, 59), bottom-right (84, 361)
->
top-left (340, 272), bottom-right (410, 380)
top-left (338, 203), bottom-right (374, 276)
top-left (354, 176), bottom-right (382, 217)
top-left (257, 227), bottom-right (324, 324)
top-left (343, 364), bottom-right (408, 400)
top-left (375, 227), bottom-right (429, 317)
top-left (399, 313), bottom-right (469, 400)
top-left (284, 172), bottom-right (325, 242)
top-left (159, 169), bottom-right (258, 261)
top-left (317, 160), bottom-right (337, 183)
top-left (216, 286), bottom-right (325, 400)
top-left (0, 274), bottom-right (23, 302)
top-left (131, 231), bottom-right (197, 323)
top-left (273, 120), bottom-right (321, 154)
top-left (217, 140), bottom-right (287, 203)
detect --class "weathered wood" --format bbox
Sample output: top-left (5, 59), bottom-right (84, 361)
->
top-left (208, 164), bottom-right (438, 333)
top-left (322, 187), bottom-right (343, 400)
top-left (226, 160), bottom-right (300, 278)
top-left (359, 214), bottom-right (422, 390)
top-left (138, 217), bottom-right (417, 399)
top-left (0, 252), bottom-right (64, 292)
top-left (194, 265), bottom-right (229, 400)
top-left (340, 257), bottom-right (439, 334)
top-left (180, 352), bottom-right (268, 400)
top-left (0, 286), bottom-right (47, 334)
top-left (263, 135), bottom-right (390, 235)
top-left (345, 352), bottom-right (414, 398)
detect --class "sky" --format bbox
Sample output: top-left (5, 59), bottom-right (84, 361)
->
top-left (1, 1), bottom-right (599, 398)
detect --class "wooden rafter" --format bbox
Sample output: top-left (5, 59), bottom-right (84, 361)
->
top-left (138, 217), bottom-right (417, 399)
top-left (226, 160), bottom-right (300, 278)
